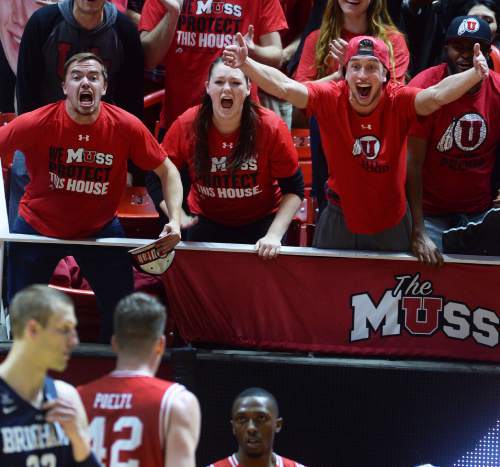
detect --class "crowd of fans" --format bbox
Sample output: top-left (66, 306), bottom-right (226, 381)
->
top-left (0, 1), bottom-right (499, 465)
top-left (0, 0), bottom-right (498, 318)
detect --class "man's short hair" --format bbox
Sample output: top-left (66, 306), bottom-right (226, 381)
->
top-left (63, 52), bottom-right (108, 83)
top-left (113, 293), bottom-right (166, 355)
top-left (232, 387), bottom-right (280, 417)
top-left (9, 285), bottom-right (73, 339)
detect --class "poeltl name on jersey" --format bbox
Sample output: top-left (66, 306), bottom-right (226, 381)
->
top-left (349, 273), bottom-right (499, 348)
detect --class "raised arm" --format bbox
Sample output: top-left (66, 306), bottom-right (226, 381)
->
top-left (223, 33), bottom-right (309, 109)
top-left (244, 26), bottom-right (283, 68)
top-left (164, 390), bottom-right (201, 467)
top-left (406, 137), bottom-right (443, 266)
top-left (153, 157), bottom-right (183, 249)
top-left (414, 43), bottom-right (488, 116)
top-left (140, 0), bottom-right (182, 69)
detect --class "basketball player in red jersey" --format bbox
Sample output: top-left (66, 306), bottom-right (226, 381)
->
top-left (78, 293), bottom-right (201, 466)
top-left (223, 33), bottom-right (489, 259)
top-left (207, 387), bottom-right (306, 467)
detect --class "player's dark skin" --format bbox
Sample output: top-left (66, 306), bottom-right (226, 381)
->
top-left (231, 396), bottom-right (283, 467)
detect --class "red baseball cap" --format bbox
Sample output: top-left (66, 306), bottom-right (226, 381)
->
top-left (344, 36), bottom-right (390, 71)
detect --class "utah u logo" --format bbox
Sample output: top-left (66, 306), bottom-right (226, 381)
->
top-left (437, 113), bottom-right (487, 152)
top-left (458, 18), bottom-right (480, 35)
top-left (352, 136), bottom-right (381, 160)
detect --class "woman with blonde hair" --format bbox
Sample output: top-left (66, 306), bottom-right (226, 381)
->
top-left (296, 0), bottom-right (409, 82)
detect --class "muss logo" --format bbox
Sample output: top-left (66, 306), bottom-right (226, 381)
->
top-left (350, 273), bottom-right (499, 347)
top-left (194, 1), bottom-right (242, 17)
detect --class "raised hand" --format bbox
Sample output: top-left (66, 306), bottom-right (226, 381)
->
top-left (325, 38), bottom-right (348, 69)
top-left (473, 42), bottom-right (489, 80)
top-left (223, 32), bottom-right (248, 68)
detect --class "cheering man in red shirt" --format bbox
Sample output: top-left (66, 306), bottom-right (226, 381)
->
top-left (0, 53), bottom-right (182, 342)
top-left (223, 33), bottom-right (489, 259)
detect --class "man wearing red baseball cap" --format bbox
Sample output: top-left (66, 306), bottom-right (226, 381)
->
top-left (222, 33), bottom-right (489, 257)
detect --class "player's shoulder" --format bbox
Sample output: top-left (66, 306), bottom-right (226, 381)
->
top-left (278, 454), bottom-right (307, 467)
top-left (409, 63), bottom-right (447, 88)
top-left (101, 102), bottom-right (145, 129)
top-left (205, 456), bottom-right (232, 467)
top-left (177, 106), bottom-right (200, 126)
top-left (54, 379), bottom-right (82, 403)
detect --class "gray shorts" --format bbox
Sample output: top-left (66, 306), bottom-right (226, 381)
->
top-left (313, 203), bottom-right (411, 252)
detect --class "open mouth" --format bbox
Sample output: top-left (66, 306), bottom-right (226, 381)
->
top-left (79, 90), bottom-right (94, 107)
top-left (221, 97), bottom-right (233, 109)
top-left (356, 84), bottom-right (371, 99)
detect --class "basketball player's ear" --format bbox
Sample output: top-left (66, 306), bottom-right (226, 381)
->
top-left (62, 80), bottom-right (68, 96)
top-left (102, 78), bottom-right (107, 96)
top-left (25, 319), bottom-right (41, 339)
top-left (155, 335), bottom-right (166, 355)
top-left (205, 80), bottom-right (210, 93)
top-left (111, 335), bottom-right (119, 353)
top-left (230, 419), bottom-right (236, 435)
top-left (275, 417), bottom-right (283, 433)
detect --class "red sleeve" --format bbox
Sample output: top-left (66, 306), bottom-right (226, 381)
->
top-left (388, 31), bottom-right (410, 84)
top-left (267, 116), bottom-right (299, 178)
top-left (0, 113), bottom-right (33, 155)
top-left (295, 30), bottom-right (320, 82)
top-left (138, 0), bottom-right (166, 32)
top-left (305, 80), bottom-right (342, 118)
top-left (128, 118), bottom-right (167, 170)
top-left (160, 116), bottom-right (190, 170)
top-left (392, 83), bottom-right (420, 126)
top-left (254, 0), bottom-right (288, 38)
top-left (407, 70), bottom-right (437, 138)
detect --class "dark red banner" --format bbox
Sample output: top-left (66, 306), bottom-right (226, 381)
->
top-left (162, 249), bottom-right (500, 362)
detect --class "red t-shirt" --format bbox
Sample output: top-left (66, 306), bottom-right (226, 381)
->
top-left (208, 453), bottom-right (306, 467)
top-left (306, 80), bottom-right (419, 234)
top-left (295, 29), bottom-right (409, 83)
top-left (161, 105), bottom-right (298, 226)
top-left (279, 0), bottom-right (313, 48)
top-left (78, 371), bottom-right (185, 467)
top-left (409, 64), bottom-right (500, 215)
top-left (139, 0), bottom-right (287, 129)
top-left (0, 101), bottom-right (165, 238)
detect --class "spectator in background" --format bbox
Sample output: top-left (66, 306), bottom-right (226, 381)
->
top-left (223, 33), bottom-right (489, 254)
top-left (464, 0), bottom-right (500, 70)
top-left (9, 0), bottom-right (144, 228)
top-left (0, 0), bottom-right (51, 112)
top-left (139, 0), bottom-right (287, 138)
top-left (78, 293), bottom-right (201, 467)
top-left (401, 0), bottom-right (470, 77)
top-left (161, 58), bottom-right (303, 259)
top-left (207, 387), bottom-right (306, 467)
top-left (407, 16), bottom-right (500, 262)
top-left (295, 0), bottom-right (409, 213)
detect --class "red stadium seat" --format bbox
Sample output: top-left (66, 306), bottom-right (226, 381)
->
top-left (118, 186), bottom-right (161, 238)
top-left (292, 128), bottom-right (311, 160)
top-left (299, 160), bottom-right (312, 188)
